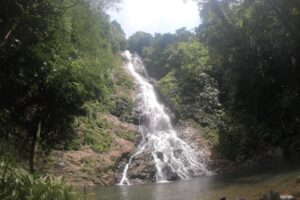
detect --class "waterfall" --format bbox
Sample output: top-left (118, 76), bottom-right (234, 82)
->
top-left (118, 51), bottom-right (211, 185)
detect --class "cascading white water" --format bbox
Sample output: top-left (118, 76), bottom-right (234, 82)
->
top-left (119, 51), bottom-right (211, 185)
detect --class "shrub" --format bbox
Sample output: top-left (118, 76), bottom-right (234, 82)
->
top-left (0, 156), bottom-right (84, 200)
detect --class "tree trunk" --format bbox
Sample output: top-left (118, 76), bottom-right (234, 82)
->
top-left (29, 121), bottom-right (41, 173)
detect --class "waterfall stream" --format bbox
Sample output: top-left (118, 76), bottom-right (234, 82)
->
top-left (119, 51), bottom-right (211, 185)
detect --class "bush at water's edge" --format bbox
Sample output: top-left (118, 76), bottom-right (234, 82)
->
top-left (0, 154), bottom-right (90, 200)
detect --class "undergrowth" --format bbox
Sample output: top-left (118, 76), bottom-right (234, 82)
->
top-left (0, 155), bottom-right (90, 200)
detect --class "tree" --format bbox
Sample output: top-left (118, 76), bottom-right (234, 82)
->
top-left (197, 0), bottom-right (300, 158)
top-left (132, 0), bottom-right (300, 160)
top-left (0, 0), bottom-right (126, 172)
top-left (128, 31), bottom-right (153, 55)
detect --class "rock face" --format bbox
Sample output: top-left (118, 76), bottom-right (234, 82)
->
top-left (176, 120), bottom-right (234, 173)
top-left (44, 114), bottom-right (137, 187)
top-left (160, 164), bottom-right (179, 181)
top-left (126, 151), bottom-right (157, 183)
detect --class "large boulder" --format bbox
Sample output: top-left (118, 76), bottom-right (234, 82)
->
top-left (161, 164), bottom-right (179, 181)
top-left (126, 151), bottom-right (157, 183)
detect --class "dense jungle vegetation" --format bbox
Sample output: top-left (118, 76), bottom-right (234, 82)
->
top-left (128, 0), bottom-right (300, 161)
top-left (0, 0), bottom-right (128, 198)
top-left (1, 0), bottom-right (300, 198)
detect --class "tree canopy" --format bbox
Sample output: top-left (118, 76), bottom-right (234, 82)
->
top-left (129, 0), bottom-right (300, 161)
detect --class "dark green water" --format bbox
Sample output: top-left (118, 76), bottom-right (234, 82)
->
top-left (86, 158), bottom-right (300, 200)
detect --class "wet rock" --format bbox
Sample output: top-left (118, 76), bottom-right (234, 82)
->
top-left (173, 149), bottom-right (182, 159)
top-left (220, 197), bottom-right (226, 200)
top-left (132, 58), bottom-right (147, 76)
top-left (132, 108), bottom-right (142, 125)
top-left (129, 178), bottom-right (145, 185)
top-left (140, 114), bottom-right (151, 128)
top-left (115, 152), bottom-right (132, 181)
top-left (157, 152), bottom-right (164, 161)
top-left (260, 190), bottom-right (280, 200)
top-left (127, 151), bottom-right (157, 182)
top-left (132, 117), bottom-right (140, 125)
top-left (161, 164), bottom-right (179, 181)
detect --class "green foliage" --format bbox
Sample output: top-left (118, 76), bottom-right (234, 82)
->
top-left (109, 97), bottom-right (133, 123)
top-left (115, 129), bottom-right (136, 142)
top-left (107, 63), bottom-right (134, 123)
top-left (64, 101), bottom-right (113, 153)
top-left (190, 120), bottom-right (219, 147)
top-left (195, 0), bottom-right (300, 159)
top-left (83, 129), bottom-right (113, 153)
top-left (0, 0), bottom-right (126, 169)
top-left (158, 70), bottom-right (181, 112)
top-left (110, 20), bottom-right (128, 52)
top-left (0, 155), bottom-right (84, 200)
top-left (80, 158), bottom-right (98, 175)
top-left (128, 31), bottom-right (153, 55)
top-left (142, 33), bottom-right (178, 78)
top-left (110, 63), bottom-right (134, 93)
top-left (65, 63), bottom-right (135, 153)
top-left (133, 29), bottom-right (222, 129)
top-left (130, 0), bottom-right (300, 161)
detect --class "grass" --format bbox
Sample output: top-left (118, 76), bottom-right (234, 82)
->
top-left (80, 158), bottom-right (98, 175)
top-left (115, 129), bottom-right (136, 142)
top-left (66, 116), bottom-right (113, 153)
top-left (65, 101), bottom-right (114, 153)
